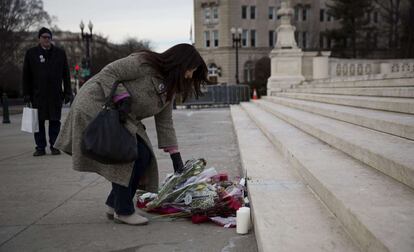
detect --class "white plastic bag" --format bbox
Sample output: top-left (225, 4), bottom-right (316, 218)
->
top-left (21, 107), bottom-right (39, 133)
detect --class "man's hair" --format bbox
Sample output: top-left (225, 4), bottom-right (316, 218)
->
top-left (38, 27), bottom-right (52, 39)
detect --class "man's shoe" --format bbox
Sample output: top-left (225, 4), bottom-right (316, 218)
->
top-left (106, 206), bottom-right (115, 220)
top-left (50, 147), bottom-right (61, 155)
top-left (33, 149), bottom-right (46, 156)
top-left (114, 212), bottom-right (148, 225)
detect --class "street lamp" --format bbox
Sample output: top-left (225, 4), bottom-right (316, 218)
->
top-left (80, 20), bottom-right (93, 80)
top-left (231, 27), bottom-right (242, 84)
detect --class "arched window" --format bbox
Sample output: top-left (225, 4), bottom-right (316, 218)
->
top-left (208, 63), bottom-right (220, 83)
top-left (243, 61), bottom-right (255, 83)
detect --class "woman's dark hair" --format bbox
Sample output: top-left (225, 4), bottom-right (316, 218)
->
top-left (139, 44), bottom-right (209, 102)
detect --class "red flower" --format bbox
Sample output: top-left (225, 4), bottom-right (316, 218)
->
top-left (227, 196), bottom-right (242, 210)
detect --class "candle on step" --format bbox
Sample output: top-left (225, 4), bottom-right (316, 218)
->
top-left (236, 207), bottom-right (251, 234)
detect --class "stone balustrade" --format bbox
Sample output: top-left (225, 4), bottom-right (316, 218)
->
top-left (329, 58), bottom-right (414, 80)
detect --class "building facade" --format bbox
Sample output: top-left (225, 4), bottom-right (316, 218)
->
top-left (193, 0), bottom-right (386, 84)
top-left (194, 0), bottom-right (286, 84)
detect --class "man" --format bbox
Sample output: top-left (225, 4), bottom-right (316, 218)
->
top-left (22, 27), bottom-right (72, 156)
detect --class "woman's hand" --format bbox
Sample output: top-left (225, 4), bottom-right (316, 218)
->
top-left (170, 152), bottom-right (184, 173)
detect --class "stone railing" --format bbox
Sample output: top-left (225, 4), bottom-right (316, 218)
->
top-left (329, 58), bottom-right (414, 79)
top-left (268, 48), bottom-right (414, 94)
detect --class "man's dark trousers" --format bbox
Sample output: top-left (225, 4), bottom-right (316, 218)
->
top-left (34, 120), bottom-right (61, 150)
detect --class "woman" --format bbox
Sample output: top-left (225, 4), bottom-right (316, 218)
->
top-left (55, 44), bottom-right (208, 225)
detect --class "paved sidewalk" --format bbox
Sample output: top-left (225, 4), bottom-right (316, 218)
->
top-left (0, 108), bottom-right (257, 252)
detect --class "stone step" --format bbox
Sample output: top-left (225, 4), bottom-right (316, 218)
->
top-left (240, 102), bottom-right (414, 252)
top-left (275, 92), bottom-right (414, 114)
top-left (254, 99), bottom-right (414, 190)
top-left (285, 86), bottom-right (414, 97)
top-left (302, 77), bottom-right (414, 89)
top-left (263, 96), bottom-right (414, 140)
top-left (230, 105), bottom-right (359, 252)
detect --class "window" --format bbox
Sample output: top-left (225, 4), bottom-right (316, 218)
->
top-left (294, 7), bottom-right (299, 21)
top-left (269, 7), bottom-right (274, 20)
top-left (250, 6), bottom-right (256, 19)
top-left (208, 63), bottom-right (219, 83)
top-left (213, 30), bottom-right (219, 47)
top-left (243, 61), bottom-right (254, 83)
top-left (319, 34), bottom-right (324, 48)
top-left (275, 33), bottom-right (278, 46)
top-left (250, 30), bottom-right (256, 47)
top-left (302, 8), bottom-right (307, 21)
top-left (320, 9), bottom-right (325, 22)
top-left (373, 12), bottom-right (378, 23)
top-left (242, 6), bottom-right (247, 19)
top-left (208, 63), bottom-right (219, 76)
top-left (367, 32), bottom-right (371, 46)
top-left (277, 7), bottom-right (281, 20)
top-left (204, 8), bottom-right (211, 21)
top-left (366, 12), bottom-right (371, 23)
top-left (242, 29), bottom-right (248, 47)
top-left (269, 30), bottom-right (275, 47)
top-left (295, 31), bottom-right (298, 45)
top-left (302, 32), bottom-right (307, 48)
top-left (212, 7), bottom-right (219, 20)
top-left (204, 31), bottom-right (210, 48)
top-left (327, 14), bottom-right (332, 21)
top-left (319, 34), bottom-right (329, 49)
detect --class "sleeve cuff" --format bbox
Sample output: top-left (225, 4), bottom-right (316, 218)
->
top-left (113, 92), bottom-right (130, 103)
top-left (162, 146), bottom-right (179, 154)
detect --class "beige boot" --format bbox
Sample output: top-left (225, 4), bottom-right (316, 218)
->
top-left (106, 206), bottom-right (115, 220)
top-left (114, 212), bottom-right (149, 225)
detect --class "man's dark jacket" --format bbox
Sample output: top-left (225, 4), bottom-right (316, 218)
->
top-left (22, 44), bottom-right (71, 121)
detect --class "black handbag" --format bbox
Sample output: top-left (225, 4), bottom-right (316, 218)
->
top-left (81, 82), bottom-right (137, 164)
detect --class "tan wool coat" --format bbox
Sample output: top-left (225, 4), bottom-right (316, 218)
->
top-left (55, 52), bottom-right (177, 191)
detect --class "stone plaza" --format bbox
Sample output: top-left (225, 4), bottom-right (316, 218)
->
top-left (0, 108), bottom-right (257, 251)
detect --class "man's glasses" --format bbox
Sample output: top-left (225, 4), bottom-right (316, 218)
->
top-left (40, 35), bottom-right (51, 40)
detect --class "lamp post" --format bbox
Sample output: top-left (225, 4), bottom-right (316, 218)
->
top-left (80, 20), bottom-right (93, 79)
top-left (2, 93), bottom-right (10, 124)
top-left (231, 27), bottom-right (242, 84)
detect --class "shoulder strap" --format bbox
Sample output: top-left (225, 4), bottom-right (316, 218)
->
top-left (103, 82), bottom-right (120, 109)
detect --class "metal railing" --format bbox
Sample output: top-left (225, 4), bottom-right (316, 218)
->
top-left (181, 84), bottom-right (250, 107)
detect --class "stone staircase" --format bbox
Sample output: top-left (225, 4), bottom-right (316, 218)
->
top-left (230, 77), bottom-right (414, 252)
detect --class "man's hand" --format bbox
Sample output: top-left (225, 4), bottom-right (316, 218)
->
top-left (170, 152), bottom-right (184, 173)
top-left (23, 95), bottom-right (31, 104)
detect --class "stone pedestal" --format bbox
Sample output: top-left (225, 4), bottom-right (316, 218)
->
top-left (266, 0), bottom-right (305, 96)
top-left (313, 53), bottom-right (331, 79)
top-left (267, 48), bottom-right (304, 95)
top-left (380, 63), bottom-right (391, 75)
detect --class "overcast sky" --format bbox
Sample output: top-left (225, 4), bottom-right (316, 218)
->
top-left (42, 0), bottom-right (194, 52)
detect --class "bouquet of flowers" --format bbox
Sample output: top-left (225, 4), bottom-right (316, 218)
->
top-left (145, 158), bottom-right (207, 210)
top-left (137, 158), bottom-right (247, 225)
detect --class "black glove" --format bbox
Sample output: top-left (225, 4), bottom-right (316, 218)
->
top-left (23, 95), bottom-right (31, 104)
top-left (116, 97), bottom-right (131, 123)
top-left (170, 152), bottom-right (184, 173)
top-left (63, 94), bottom-right (72, 104)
